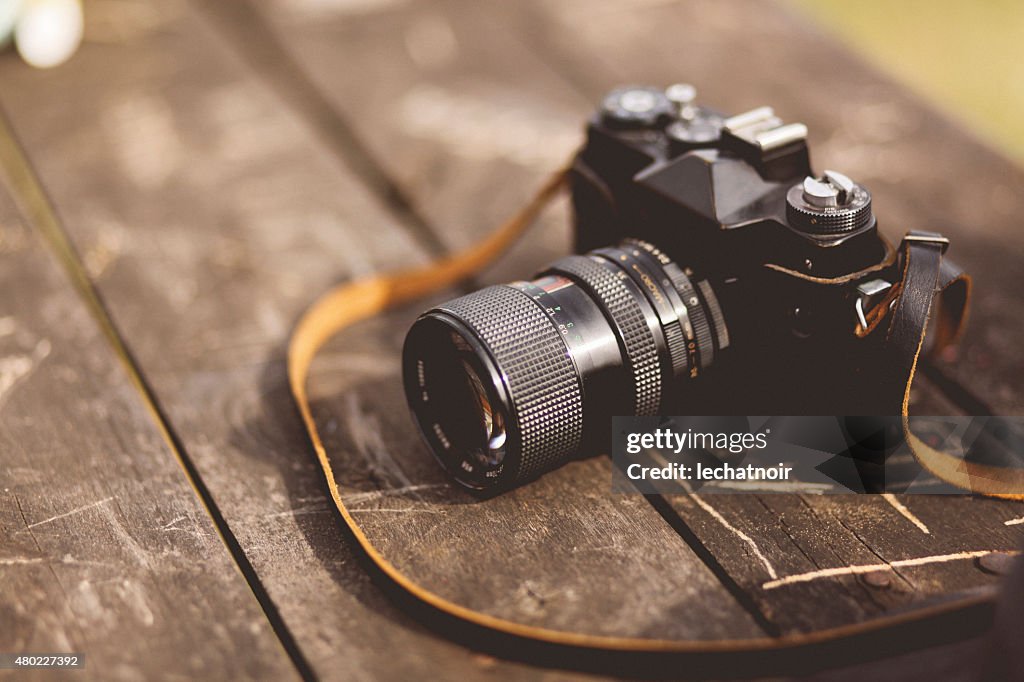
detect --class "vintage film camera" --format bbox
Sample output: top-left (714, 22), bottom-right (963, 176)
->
top-left (402, 84), bottom-right (961, 492)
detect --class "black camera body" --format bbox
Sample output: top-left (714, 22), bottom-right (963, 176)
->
top-left (571, 85), bottom-right (897, 414)
top-left (403, 84), bottom-right (947, 492)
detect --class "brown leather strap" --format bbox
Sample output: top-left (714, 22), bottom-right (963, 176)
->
top-left (887, 233), bottom-right (1024, 499)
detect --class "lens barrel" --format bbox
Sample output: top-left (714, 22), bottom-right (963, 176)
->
top-left (402, 240), bottom-right (729, 491)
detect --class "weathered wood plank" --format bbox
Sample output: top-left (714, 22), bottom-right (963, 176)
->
top-left (253, 0), bottom-right (1024, 639)
top-left (0, 0), bottom-right (760, 674)
top-left (243, 0), bottom-right (584, 282)
top-left (663, 492), bottom-right (1021, 635)
top-left (0, 177), bottom-right (297, 678)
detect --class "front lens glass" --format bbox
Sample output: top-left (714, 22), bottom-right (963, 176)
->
top-left (404, 320), bottom-right (510, 488)
top-left (455, 345), bottom-right (507, 467)
top-left (434, 329), bottom-right (508, 470)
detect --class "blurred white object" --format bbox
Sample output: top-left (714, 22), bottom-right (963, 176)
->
top-left (0, 0), bottom-right (83, 68)
top-left (0, 0), bottom-right (24, 46)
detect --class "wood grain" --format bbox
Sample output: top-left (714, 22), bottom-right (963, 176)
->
top-left (0, 180), bottom-right (297, 678)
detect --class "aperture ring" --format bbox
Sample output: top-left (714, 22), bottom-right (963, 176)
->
top-left (663, 262), bottom-right (714, 370)
top-left (547, 255), bottom-right (662, 415)
top-left (435, 285), bottom-right (584, 482)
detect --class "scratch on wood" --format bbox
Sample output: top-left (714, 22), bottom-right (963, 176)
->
top-left (680, 481), bottom-right (778, 580)
top-left (0, 556), bottom-right (115, 566)
top-left (348, 508), bottom-right (444, 514)
top-left (1005, 517), bottom-right (1024, 526)
top-left (341, 483), bottom-right (447, 505)
top-left (20, 496), bottom-right (114, 530)
top-left (574, 545), bottom-right (621, 553)
top-left (761, 550), bottom-right (1020, 590)
top-left (881, 493), bottom-right (930, 534)
top-left (702, 480), bottom-right (834, 493)
top-left (0, 557), bottom-right (45, 565)
top-left (264, 506), bottom-right (331, 519)
top-left (102, 500), bottom-right (152, 568)
top-left (160, 515), bottom-right (187, 530)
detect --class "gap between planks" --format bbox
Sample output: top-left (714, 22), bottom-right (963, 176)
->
top-left (0, 104), bottom-right (315, 682)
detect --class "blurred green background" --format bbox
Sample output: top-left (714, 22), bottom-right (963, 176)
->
top-left (792, 0), bottom-right (1024, 162)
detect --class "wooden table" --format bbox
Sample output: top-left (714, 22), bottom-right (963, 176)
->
top-left (1, 1), bottom-right (1022, 679)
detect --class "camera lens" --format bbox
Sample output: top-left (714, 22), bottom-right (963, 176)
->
top-left (402, 240), bottom-right (729, 491)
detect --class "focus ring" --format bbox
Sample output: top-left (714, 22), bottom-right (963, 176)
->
top-left (548, 255), bottom-right (662, 415)
top-left (436, 285), bottom-right (584, 482)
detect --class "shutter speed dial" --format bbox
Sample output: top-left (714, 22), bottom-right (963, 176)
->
top-left (786, 170), bottom-right (874, 239)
